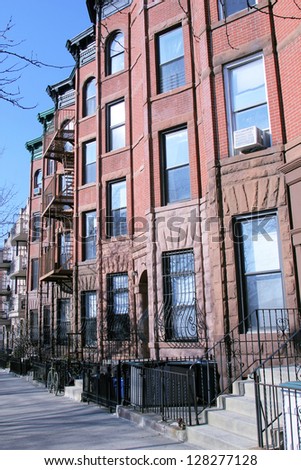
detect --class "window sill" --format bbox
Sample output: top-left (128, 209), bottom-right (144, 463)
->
top-left (78, 113), bottom-right (96, 124)
top-left (102, 146), bottom-right (130, 158)
top-left (151, 83), bottom-right (192, 103)
top-left (221, 143), bottom-right (284, 167)
top-left (78, 182), bottom-right (97, 191)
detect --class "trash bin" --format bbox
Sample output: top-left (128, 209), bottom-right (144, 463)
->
top-left (281, 381), bottom-right (301, 450)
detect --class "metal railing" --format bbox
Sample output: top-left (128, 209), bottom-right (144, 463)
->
top-left (43, 108), bottom-right (75, 157)
top-left (40, 244), bottom-right (73, 279)
top-left (254, 327), bottom-right (301, 449)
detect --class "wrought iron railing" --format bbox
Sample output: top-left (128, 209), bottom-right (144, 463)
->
top-left (254, 328), bottom-right (301, 449)
top-left (43, 108), bottom-right (75, 158)
top-left (189, 308), bottom-right (301, 422)
top-left (156, 298), bottom-right (207, 349)
top-left (42, 173), bottom-right (74, 216)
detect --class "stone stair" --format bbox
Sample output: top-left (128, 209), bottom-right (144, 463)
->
top-left (186, 379), bottom-right (259, 450)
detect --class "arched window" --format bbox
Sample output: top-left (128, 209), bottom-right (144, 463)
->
top-left (106, 32), bottom-right (124, 76)
top-left (83, 78), bottom-right (96, 117)
top-left (33, 169), bottom-right (42, 196)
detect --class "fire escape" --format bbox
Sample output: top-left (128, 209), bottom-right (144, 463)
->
top-left (40, 109), bottom-right (75, 293)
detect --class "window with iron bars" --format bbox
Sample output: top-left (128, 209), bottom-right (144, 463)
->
top-left (57, 299), bottom-right (71, 345)
top-left (162, 249), bottom-right (197, 342)
top-left (81, 291), bottom-right (97, 347)
top-left (107, 273), bottom-right (130, 341)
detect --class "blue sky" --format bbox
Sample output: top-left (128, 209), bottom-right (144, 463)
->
top-left (0, 1), bottom-right (91, 242)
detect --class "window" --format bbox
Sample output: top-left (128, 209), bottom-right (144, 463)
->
top-left (161, 127), bottom-right (190, 204)
top-left (57, 299), bottom-right (71, 345)
top-left (46, 158), bottom-right (55, 176)
top-left (219, 0), bottom-right (256, 18)
top-left (30, 310), bottom-right (39, 345)
top-left (234, 213), bottom-right (284, 331)
top-left (43, 306), bottom-right (51, 346)
top-left (33, 169), bottom-right (42, 196)
top-left (32, 212), bottom-right (41, 242)
top-left (107, 273), bottom-right (130, 340)
top-left (83, 78), bottom-right (96, 117)
top-left (107, 100), bottom-right (125, 151)
top-left (157, 26), bottom-right (185, 94)
top-left (225, 54), bottom-right (270, 154)
top-left (81, 291), bottom-right (97, 347)
top-left (106, 32), bottom-right (124, 75)
top-left (107, 179), bottom-right (127, 237)
top-left (162, 250), bottom-right (197, 341)
top-left (31, 259), bottom-right (39, 290)
top-left (58, 232), bottom-right (72, 269)
top-left (83, 211), bottom-right (97, 260)
top-left (83, 140), bottom-right (96, 185)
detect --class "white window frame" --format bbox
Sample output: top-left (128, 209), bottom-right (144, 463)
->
top-left (224, 53), bottom-right (271, 155)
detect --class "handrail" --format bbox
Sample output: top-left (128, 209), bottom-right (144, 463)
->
top-left (189, 308), bottom-right (301, 420)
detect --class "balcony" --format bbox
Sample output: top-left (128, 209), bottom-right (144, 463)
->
top-left (10, 216), bottom-right (28, 245)
top-left (9, 255), bottom-right (27, 278)
top-left (40, 244), bottom-right (73, 282)
top-left (43, 108), bottom-right (75, 169)
top-left (42, 173), bottom-right (74, 219)
top-left (0, 248), bottom-right (12, 269)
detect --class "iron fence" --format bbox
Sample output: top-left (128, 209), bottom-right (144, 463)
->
top-left (82, 361), bottom-right (123, 411)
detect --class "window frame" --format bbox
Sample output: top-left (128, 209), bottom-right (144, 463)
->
top-left (162, 249), bottom-right (197, 342)
top-left (82, 139), bottom-right (97, 185)
top-left (156, 25), bottom-right (185, 94)
top-left (161, 125), bottom-right (191, 205)
top-left (82, 211), bottom-right (97, 261)
top-left (57, 299), bottom-right (71, 345)
top-left (218, 0), bottom-right (257, 19)
top-left (83, 77), bottom-right (96, 117)
top-left (33, 169), bottom-right (42, 196)
top-left (107, 273), bottom-right (130, 341)
top-left (233, 211), bottom-right (285, 332)
top-left (81, 291), bottom-right (97, 347)
top-left (224, 53), bottom-right (271, 155)
top-left (106, 99), bottom-right (126, 152)
top-left (106, 31), bottom-right (125, 76)
top-left (32, 212), bottom-right (41, 242)
top-left (107, 178), bottom-right (127, 238)
top-left (31, 259), bottom-right (39, 291)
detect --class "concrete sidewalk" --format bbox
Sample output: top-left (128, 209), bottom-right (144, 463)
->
top-left (0, 369), bottom-right (202, 450)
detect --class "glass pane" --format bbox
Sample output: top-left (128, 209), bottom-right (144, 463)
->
top-left (246, 273), bottom-right (284, 329)
top-left (111, 125), bottom-right (125, 150)
top-left (85, 141), bottom-right (96, 165)
top-left (241, 216), bottom-right (280, 273)
top-left (165, 128), bottom-right (189, 168)
top-left (111, 54), bottom-right (124, 74)
top-left (86, 292), bottom-right (97, 318)
top-left (110, 101), bottom-right (125, 126)
top-left (159, 27), bottom-right (184, 64)
top-left (112, 208), bottom-right (127, 237)
top-left (231, 58), bottom-right (266, 112)
top-left (224, 0), bottom-right (256, 17)
top-left (167, 165), bottom-right (190, 203)
top-left (110, 32), bottom-right (124, 57)
top-left (235, 104), bottom-right (269, 131)
top-left (86, 78), bottom-right (96, 100)
top-left (111, 180), bottom-right (126, 209)
top-left (160, 57), bottom-right (185, 93)
top-left (85, 162), bottom-right (96, 184)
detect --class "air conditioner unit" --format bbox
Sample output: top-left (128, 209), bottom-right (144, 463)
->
top-left (233, 126), bottom-right (266, 153)
top-left (33, 187), bottom-right (41, 196)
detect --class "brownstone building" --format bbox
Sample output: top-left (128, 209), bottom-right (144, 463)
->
top-left (23, 0), bottom-right (301, 370)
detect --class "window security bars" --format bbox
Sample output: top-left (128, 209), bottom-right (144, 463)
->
top-left (159, 250), bottom-right (206, 346)
top-left (81, 291), bottom-right (97, 348)
top-left (107, 274), bottom-right (130, 342)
